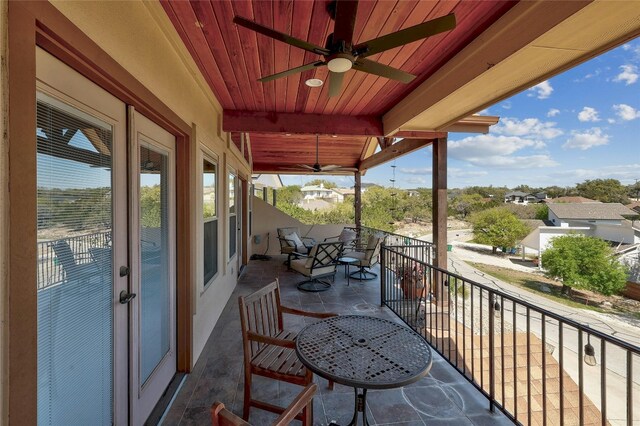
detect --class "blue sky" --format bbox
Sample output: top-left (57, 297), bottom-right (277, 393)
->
top-left (282, 37), bottom-right (640, 190)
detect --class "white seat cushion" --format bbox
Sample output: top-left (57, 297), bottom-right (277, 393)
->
top-left (285, 232), bottom-right (304, 250)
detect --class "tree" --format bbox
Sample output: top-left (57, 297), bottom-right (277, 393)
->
top-left (575, 179), bottom-right (630, 204)
top-left (276, 185), bottom-right (303, 205)
top-left (469, 207), bottom-right (530, 254)
top-left (541, 234), bottom-right (628, 296)
top-left (404, 189), bottom-right (432, 223)
top-left (450, 193), bottom-right (485, 219)
top-left (305, 179), bottom-right (337, 189)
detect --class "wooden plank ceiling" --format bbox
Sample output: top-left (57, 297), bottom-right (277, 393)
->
top-left (250, 133), bottom-right (368, 173)
top-left (160, 0), bottom-right (516, 172)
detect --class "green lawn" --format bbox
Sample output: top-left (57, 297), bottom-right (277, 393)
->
top-left (467, 262), bottom-right (624, 315)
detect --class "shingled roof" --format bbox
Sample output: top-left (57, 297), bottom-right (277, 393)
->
top-left (547, 203), bottom-right (638, 220)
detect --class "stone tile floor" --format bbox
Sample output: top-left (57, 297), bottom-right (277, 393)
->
top-left (161, 256), bottom-right (511, 425)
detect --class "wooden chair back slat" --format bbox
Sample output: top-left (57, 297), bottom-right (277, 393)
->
top-left (239, 280), bottom-right (285, 358)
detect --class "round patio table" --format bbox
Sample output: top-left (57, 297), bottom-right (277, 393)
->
top-left (295, 315), bottom-right (432, 426)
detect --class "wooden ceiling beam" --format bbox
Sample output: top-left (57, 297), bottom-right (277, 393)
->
top-left (383, 1), bottom-right (591, 135)
top-left (358, 137), bottom-right (435, 171)
top-left (393, 131), bottom-right (448, 139)
top-left (223, 110), bottom-right (384, 136)
top-left (252, 163), bottom-right (355, 175)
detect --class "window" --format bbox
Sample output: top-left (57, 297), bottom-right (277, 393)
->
top-left (203, 158), bottom-right (218, 286)
top-left (228, 171), bottom-right (237, 259)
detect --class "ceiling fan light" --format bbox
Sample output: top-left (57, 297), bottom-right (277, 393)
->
top-left (305, 78), bottom-right (324, 87)
top-left (327, 57), bottom-right (353, 73)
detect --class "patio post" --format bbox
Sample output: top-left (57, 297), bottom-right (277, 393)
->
top-left (354, 171), bottom-right (362, 231)
top-left (432, 136), bottom-right (448, 305)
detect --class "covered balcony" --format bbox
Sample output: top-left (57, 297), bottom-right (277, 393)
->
top-left (3, 1), bottom-right (640, 425)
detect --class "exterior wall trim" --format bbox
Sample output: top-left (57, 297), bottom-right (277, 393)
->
top-left (6, 1), bottom-right (195, 420)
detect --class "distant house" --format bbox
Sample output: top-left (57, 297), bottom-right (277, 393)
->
top-left (351, 182), bottom-right (377, 193)
top-left (547, 202), bottom-right (639, 228)
top-left (504, 191), bottom-right (546, 205)
top-left (521, 202), bottom-right (640, 273)
top-left (407, 189), bottom-right (420, 197)
top-left (300, 183), bottom-right (342, 202)
top-left (542, 196), bottom-right (599, 204)
top-left (627, 201), bottom-right (640, 215)
top-left (333, 188), bottom-right (355, 198)
top-left (252, 174), bottom-right (283, 190)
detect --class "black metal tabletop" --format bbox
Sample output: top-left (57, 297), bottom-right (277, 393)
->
top-left (295, 315), bottom-right (432, 390)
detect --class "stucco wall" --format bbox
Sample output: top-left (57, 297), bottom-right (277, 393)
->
top-left (538, 226), bottom-right (593, 252)
top-left (251, 197), bottom-right (350, 256)
top-left (48, 1), bottom-right (250, 365)
top-left (590, 222), bottom-right (635, 244)
top-left (0, 1), bottom-right (7, 422)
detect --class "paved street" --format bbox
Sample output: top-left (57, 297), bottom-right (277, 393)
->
top-left (418, 229), bottom-right (640, 425)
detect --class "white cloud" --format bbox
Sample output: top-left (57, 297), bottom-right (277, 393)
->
top-left (404, 177), bottom-right (427, 185)
top-left (563, 128), bottom-right (610, 150)
top-left (400, 168), bottom-right (431, 175)
top-left (547, 108), bottom-right (560, 117)
top-left (527, 81), bottom-right (553, 99)
top-left (501, 101), bottom-right (512, 110)
top-left (449, 134), bottom-right (558, 169)
top-left (449, 168), bottom-right (489, 178)
top-left (613, 104), bottom-right (640, 121)
top-left (613, 65), bottom-right (638, 85)
top-left (607, 118), bottom-right (616, 124)
top-left (493, 117), bottom-right (563, 139)
top-left (549, 164), bottom-right (640, 184)
top-left (577, 106), bottom-right (600, 122)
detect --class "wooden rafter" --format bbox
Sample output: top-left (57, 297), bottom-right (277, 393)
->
top-left (223, 110), bottom-right (383, 136)
top-left (358, 137), bottom-right (439, 171)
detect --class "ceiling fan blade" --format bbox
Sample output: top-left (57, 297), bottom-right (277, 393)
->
top-left (355, 13), bottom-right (456, 58)
top-left (333, 0), bottom-right (359, 47)
top-left (328, 71), bottom-right (345, 97)
top-left (258, 61), bottom-right (325, 82)
top-left (320, 164), bottom-right (343, 171)
top-left (353, 58), bottom-right (415, 83)
top-left (297, 164), bottom-right (316, 170)
top-left (233, 16), bottom-right (330, 56)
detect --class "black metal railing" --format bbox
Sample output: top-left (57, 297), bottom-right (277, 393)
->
top-left (37, 230), bottom-right (111, 289)
top-left (381, 244), bottom-right (639, 426)
top-left (348, 225), bottom-right (434, 265)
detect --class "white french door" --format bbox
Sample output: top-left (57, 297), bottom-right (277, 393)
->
top-left (36, 48), bottom-right (177, 425)
top-left (128, 109), bottom-right (177, 425)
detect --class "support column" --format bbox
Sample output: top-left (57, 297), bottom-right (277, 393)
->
top-left (354, 171), bottom-right (362, 231)
top-left (432, 136), bottom-right (448, 304)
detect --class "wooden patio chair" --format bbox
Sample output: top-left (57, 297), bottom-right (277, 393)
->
top-left (210, 383), bottom-right (317, 426)
top-left (238, 280), bottom-right (335, 425)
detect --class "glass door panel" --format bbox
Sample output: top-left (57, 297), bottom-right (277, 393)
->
top-left (36, 94), bottom-right (114, 425)
top-left (130, 110), bottom-right (176, 425)
top-left (139, 145), bottom-right (171, 385)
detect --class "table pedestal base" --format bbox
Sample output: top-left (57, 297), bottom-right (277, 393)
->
top-left (348, 388), bottom-right (370, 426)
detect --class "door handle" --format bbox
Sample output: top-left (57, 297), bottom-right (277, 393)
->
top-left (119, 290), bottom-right (137, 304)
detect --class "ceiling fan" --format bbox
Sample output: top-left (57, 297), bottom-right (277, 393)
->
top-left (284, 134), bottom-right (358, 174)
top-left (233, 0), bottom-right (456, 97)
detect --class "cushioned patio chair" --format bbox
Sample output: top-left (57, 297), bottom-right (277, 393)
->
top-left (51, 240), bottom-right (99, 283)
top-left (238, 280), bottom-right (335, 425)
top-left (211, 383), bottom-right (317, 426)
top-left (343, 235), bottom-right (385, 281)
top-left (289, 241), bottom-right (343, 292)
top-left (277, 227), bottom-right (316, 267)
top-left (323, 227), bottom-right (358, 252)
